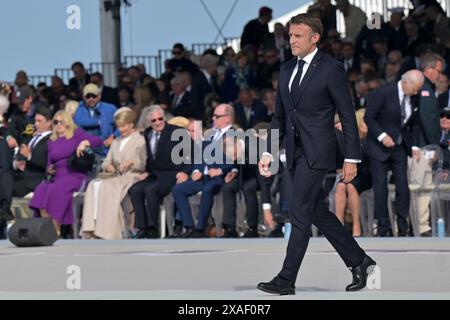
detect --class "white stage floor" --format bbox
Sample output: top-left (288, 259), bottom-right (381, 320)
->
top-left (0, 238), bottom-right (449, 300)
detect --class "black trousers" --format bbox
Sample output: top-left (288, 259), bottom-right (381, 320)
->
top-left (221, 178), bottom-right (239, 229)
top-left (0, 170), bottom-right (32, 211)
top-left (128, 178), bottom-right (172, 230)
top-left (279, 154), bottom-right (366, 282)
top-left (369, 145), bottom-right (410, 234)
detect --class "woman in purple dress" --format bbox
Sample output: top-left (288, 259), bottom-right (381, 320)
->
top-left (29, 110), bottom-right (103, 235)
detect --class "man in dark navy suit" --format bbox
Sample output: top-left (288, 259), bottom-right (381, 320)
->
top-left (365, 70), bottom-right (424, 237)
top-left (172, 104), bottom-right (237, 238)
top-left (258, 13), bottom-right (375, 295)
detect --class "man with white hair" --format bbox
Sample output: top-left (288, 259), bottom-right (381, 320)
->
top-left (172, 104), bottom-right (237, 238)
top-left (128, 105), bottom-right (191, 239)
top-left (365, 69), bottom-right (425, 237)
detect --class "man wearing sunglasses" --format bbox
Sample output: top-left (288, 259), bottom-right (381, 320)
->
top-left (167, 43), bottom-right (199, 76)
top-left (172, 104), bottom-right (237, 238)
top-left (128, 105), bottom-right (191, 239)
top-left (74, 84), bottom-right (117, 157)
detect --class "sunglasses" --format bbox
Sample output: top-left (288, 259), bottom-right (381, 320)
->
top-left (151, 117), bottom-right (164, 123)
top-left (172, 51), bottom-right (183, 55)
top-left (441, 114), bottom-right (450, 120)
top-left (53, 120), bottom-right (65, 126)
top-left (85, 94), bottom-right (98, 99)
top-left (213, 114), bottom-right (228, 119)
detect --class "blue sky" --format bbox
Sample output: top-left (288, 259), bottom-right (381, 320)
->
top-left (0, 0), bottom-right (308, 82)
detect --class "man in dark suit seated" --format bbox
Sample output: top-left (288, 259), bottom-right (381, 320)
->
top-left (221, 122), bottom-right (274, 238)
top-left (0, 107), bottom-right (53, 224)
top-left (172, 104), bottom-right (237, 238)
top-left (233, 88), bottom-right (269, 130)
top-left (365, 70), bottom-right (424, 237)
top-left (128, 105), bottom-right (191, 239)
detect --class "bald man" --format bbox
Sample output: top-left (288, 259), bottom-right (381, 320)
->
top-left (364, 70), bottom-right (425, 237)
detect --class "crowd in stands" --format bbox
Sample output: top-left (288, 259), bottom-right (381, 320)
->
top-left (1, 0), bottom-right (450, 239)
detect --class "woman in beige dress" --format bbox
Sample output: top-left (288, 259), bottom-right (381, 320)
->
top-left (81, 108), bottom-right (147, 239)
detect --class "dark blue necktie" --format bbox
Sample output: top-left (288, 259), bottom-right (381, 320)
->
top-left (291, 59), bottom-right (306, 102)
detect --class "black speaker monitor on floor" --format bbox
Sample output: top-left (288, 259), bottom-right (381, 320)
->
top-left (8, 218), bottom-right (58, 247)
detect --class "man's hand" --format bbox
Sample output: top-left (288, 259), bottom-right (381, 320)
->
top-left (15, 160), bottom-right (26, 172)
top-left (105, 164), bottom-right (116, 173)
top-left (192, 171), bottom-right (203, 182)
top-left (225, 171), bottom-right (238, 183)
top-left (104, 135), bottom-right (114, 148)
top-left (342, 162), bottom-right (357, 184)
top-left (208, 168), bottom-right (223, 178)
top-left (263, 210), bottom-right (275, 230)
top-left (6, 136), bottom-right (18, 149)
top-left (19, 144), bottom-right (31, 159)
top-left (119, 161), bottom-right (133, 174)
top-left (382, 135), bottom-right (396, 148)
top-left (259, 154), bottom-right (273, 178)
top-left (138, 172), bottom-right (149, 181)
top-left (176, 172), bottom-right (189, 184)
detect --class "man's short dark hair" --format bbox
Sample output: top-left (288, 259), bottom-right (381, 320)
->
top-left (290, 13), bottom-right (323, 38)
top-left (35, 106), bottom-right (52, 121)
top-left (259, 6), bottom-right (273, 18)
top-left (91, 72), bottom-right (104, 80)
top-left (71, 61), bottom-right (85, 70)
top-left (173, 43), bottom-right (185, 52)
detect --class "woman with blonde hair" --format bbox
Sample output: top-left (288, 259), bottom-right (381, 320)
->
top-left (132, 85), bottom-right (155, 120)
top-left (81, 107), bottom-right (147, 239)
top-left (29, 110), bottom-right (103, 235)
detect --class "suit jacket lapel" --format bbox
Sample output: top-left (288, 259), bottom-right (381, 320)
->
top-left (155, 126), bottom-right (168, 158)
top-left (293, 50), bottom-right (322, 107)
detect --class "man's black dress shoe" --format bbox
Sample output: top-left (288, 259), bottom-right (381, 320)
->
top-left (147, 228), bottom-right (160, 239)
top-left (268, 225), bottom-right (284, 238)
top-left (133, 229), bottom-right (148, 239)
top-left (191, 229), bottom-right (206, 238)
top-left (242, 227), bottom-right (259, 238)
top-left (178, 229), bottom-right (194, 238)
top-left (257, 276), bottom-right (295, 295)
top-left (0, 207), bottom-right (14, 222)
top-left (346, 256), bottom-right (377, 292)
top-left (378, 229), bottom-right (393, 237)
top-left (222, 228), bottom-right (239, 238)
